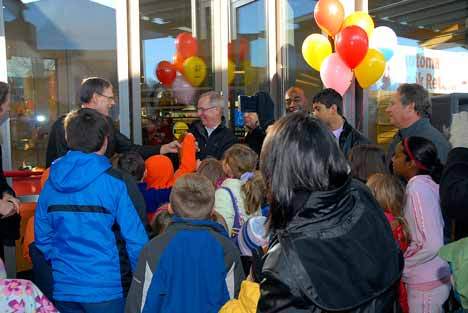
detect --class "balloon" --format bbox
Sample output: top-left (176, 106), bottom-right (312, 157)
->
top-left (302, 33), bottom-right (332, 71)
top-left (175, 32), bottom-right (198, 58)
top-left (228, 37), bottom-right (249, 61)
top-left (156, 61), bottom-right (176, 87)
top-left (342, 11), bottom-right (374, 39)
top-left (335, 25), bottom-right (368, 69)
top-left (320, 53), bottom-right (353, 96)
top-left (370, 26), bottom-right (398, 61)
top-left (354, 48), bottom-right (386, 88)
top-left (242, 60), bottom-right (256, 86)
top-left (172, 73), bottom-right (195, 104)
top-left (172, 52), bottom-right (186, 73)
top-left (183, 56), bottom-right (207, 87)
top-left (314, 0), bottom-right (345, 37)
top-left (228, 59), bottom-right (235, 85)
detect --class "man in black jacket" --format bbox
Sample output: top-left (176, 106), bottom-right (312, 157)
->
top-left (312, 88), bottom-right (371, 157)
top-left (45, 77), bottom-right (179, 167)
top-left (243, 112), bottom-right (265, 156)
top-left (189, 91), bottom-right (237, 160)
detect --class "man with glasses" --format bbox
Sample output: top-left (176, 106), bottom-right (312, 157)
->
top-left (285, 86), bottom-right (309, 113)
top-left (46, 77), bottom-right (179, 167)
top-left (190, 91), bottom-right (237, 160)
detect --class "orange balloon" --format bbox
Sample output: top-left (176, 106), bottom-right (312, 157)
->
top-left (172, 53), bottom-right (185, 74)
top-left (314, 0), bottom-right (345, 37)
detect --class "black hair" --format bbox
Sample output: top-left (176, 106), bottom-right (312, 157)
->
top-left (0, 81), bottom-right (9, 107)
top-left (260, 112), bottom-right (349, 232)
top-left (402, 136), bottom-right (443, 183)
top-left (397, 83), bottom-right (431, 118)
top-left (64, 108), bottom-right (110, 153)
top-left (311, 88), bottom-right (343, 115)
top-left (79, 77), bottom-right (112, 104)
top-left (118, 151), bottom-right (145, 181)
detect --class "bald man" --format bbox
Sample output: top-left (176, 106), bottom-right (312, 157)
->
top-left (285, 86), bottom-right (308, 113)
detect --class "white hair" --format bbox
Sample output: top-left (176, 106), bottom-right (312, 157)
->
top-left (199, 91), bottom-right (225, 109)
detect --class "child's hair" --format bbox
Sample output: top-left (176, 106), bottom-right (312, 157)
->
top-left (242, 171), bottom-right (267, 215)
top-left (170, 173), bottom-right (214, 219)
top-left (348, 144), bottom-right (387, 182)
top-left (402, 136), bottom-right (443, 183)
top-left (118, 152), bottom-right (145, 181)
top-left (151, 210), bottom-right (172, 237)
top-left (197, 158), bottom-right (225, 187)
top-left (211, 211), bottom-right (229, 232)
top-left (367, 173), bottom-right (410, 241)
top-left (223, 144), bottom-right (266, 215)
top-left (222, 144), bottom-right (258, 179)
top-left (64, 108), bottom-right (110, 153)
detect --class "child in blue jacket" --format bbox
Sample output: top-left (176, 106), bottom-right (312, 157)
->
top-left (125, 173), bottom-right (244, 313)
top-left (35, 108), bottom-right (148, 313)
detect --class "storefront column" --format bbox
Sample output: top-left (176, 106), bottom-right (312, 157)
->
top-left (128, 0), bottom-right (142, 144)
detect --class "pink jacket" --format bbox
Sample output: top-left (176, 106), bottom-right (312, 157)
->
top-left (402, 175), bottom-right (450, 287)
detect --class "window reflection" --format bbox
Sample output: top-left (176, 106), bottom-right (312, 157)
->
top-left (140, 0), bottom-right (213, 144)
top-left (367, 0), bottom-right (468, 147)
top-left (3, 0), bottom-right (118, 169)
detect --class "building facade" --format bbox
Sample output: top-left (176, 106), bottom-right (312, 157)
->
top-left (0, 0), bottom-right (467, 170)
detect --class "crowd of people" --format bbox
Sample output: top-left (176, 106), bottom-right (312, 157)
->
top-left (0, 77), bottom-right (467, 313)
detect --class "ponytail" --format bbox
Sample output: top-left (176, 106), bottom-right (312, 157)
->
top-left (242, 171), bottom-right (267, 215)
top-left (403, 136), bottom-right (443, 183)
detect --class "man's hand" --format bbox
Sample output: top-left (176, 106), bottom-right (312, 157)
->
top-left (160, 140), bottom-right (181, 154)
top-left (0, 195), bottom-right (20, 218)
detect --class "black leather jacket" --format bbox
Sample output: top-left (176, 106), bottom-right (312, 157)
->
top-left (258, 178), bottom-right (403, 313)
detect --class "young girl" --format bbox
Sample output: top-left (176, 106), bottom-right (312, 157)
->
top-left (392, 136), bottom-right (451, 313)
top-left (349, 144), bottom-right (388, 183)
top-left (215, 144), bottom-right (266, 236)
top-left (367, 173), bottom-right (409, 313)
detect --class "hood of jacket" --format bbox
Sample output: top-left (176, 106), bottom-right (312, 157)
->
top-left (267, 178), bottom-right (403, 311)
top-left (144, 155), bottom-right (175, 189)
top-left (49, 150), bottom-right (112, 193)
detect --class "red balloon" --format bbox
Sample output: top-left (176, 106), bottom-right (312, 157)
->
top-left (172, 52), bottom-right (185, 73)
top-left (228, 37), bottom-right (249, 61)
top-left (335, 25), bottom-right (369, 69)
top-left (175, 32), bottom-right (198, 58)
top-left (156, 61), bottom-right (176, 86)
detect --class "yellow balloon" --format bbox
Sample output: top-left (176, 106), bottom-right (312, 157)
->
top-left (242, 60), bottom-right (256, 86)
top-left (183, 56), bottom-right (207, 87)
top-left (343, 11), bottom-right (374, 39)
top-left (354, 48), bottom-right (385, 88)
top-left (302, 34), bottom-right (332, 72)
top-left (228, 59), bottom-right (235, 85)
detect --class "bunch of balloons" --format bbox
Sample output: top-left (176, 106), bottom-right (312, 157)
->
top-left (155, 32), bottom-right (208, 104)
top-left (228, 37), bottom-right (252, 86)
top-left (302, 0), bottom-right (397, 95)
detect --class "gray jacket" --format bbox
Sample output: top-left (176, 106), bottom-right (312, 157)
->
top-left (386, 118), bottom-right (451, 169)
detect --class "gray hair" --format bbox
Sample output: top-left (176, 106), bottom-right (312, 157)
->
top-left (397, 83), bottom-right (431, 118)
top-left (199, 91), bottom-right (225, 109)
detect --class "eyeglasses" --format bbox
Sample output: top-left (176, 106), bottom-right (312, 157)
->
top-left (197, 106), bottom-right (217, 113)
top-left (97, 92), bottom-right (116, 102)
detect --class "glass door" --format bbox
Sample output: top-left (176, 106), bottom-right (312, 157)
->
top-left (228, 0), bottom-right (268, 135)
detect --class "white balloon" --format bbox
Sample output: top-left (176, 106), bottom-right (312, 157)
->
top-left (370, 26), bottom-right (398, 61)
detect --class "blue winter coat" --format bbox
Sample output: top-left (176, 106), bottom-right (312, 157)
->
top-left (34, 151), bottom-right (148, 303)
top-left (125, 217), bottom-right (245, 313)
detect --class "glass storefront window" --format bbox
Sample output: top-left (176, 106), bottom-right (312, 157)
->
top-left (367, 0), bottom-right (468, 148)
top-left (280, 0), bottom-right (322, 108)
top-left (3, 0), bottom-right (119, 169)
top-left (139, 0), bottom-right (214, 145)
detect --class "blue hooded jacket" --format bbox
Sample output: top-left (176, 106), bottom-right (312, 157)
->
top-left (35, 151), bottom-right (148, 303)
